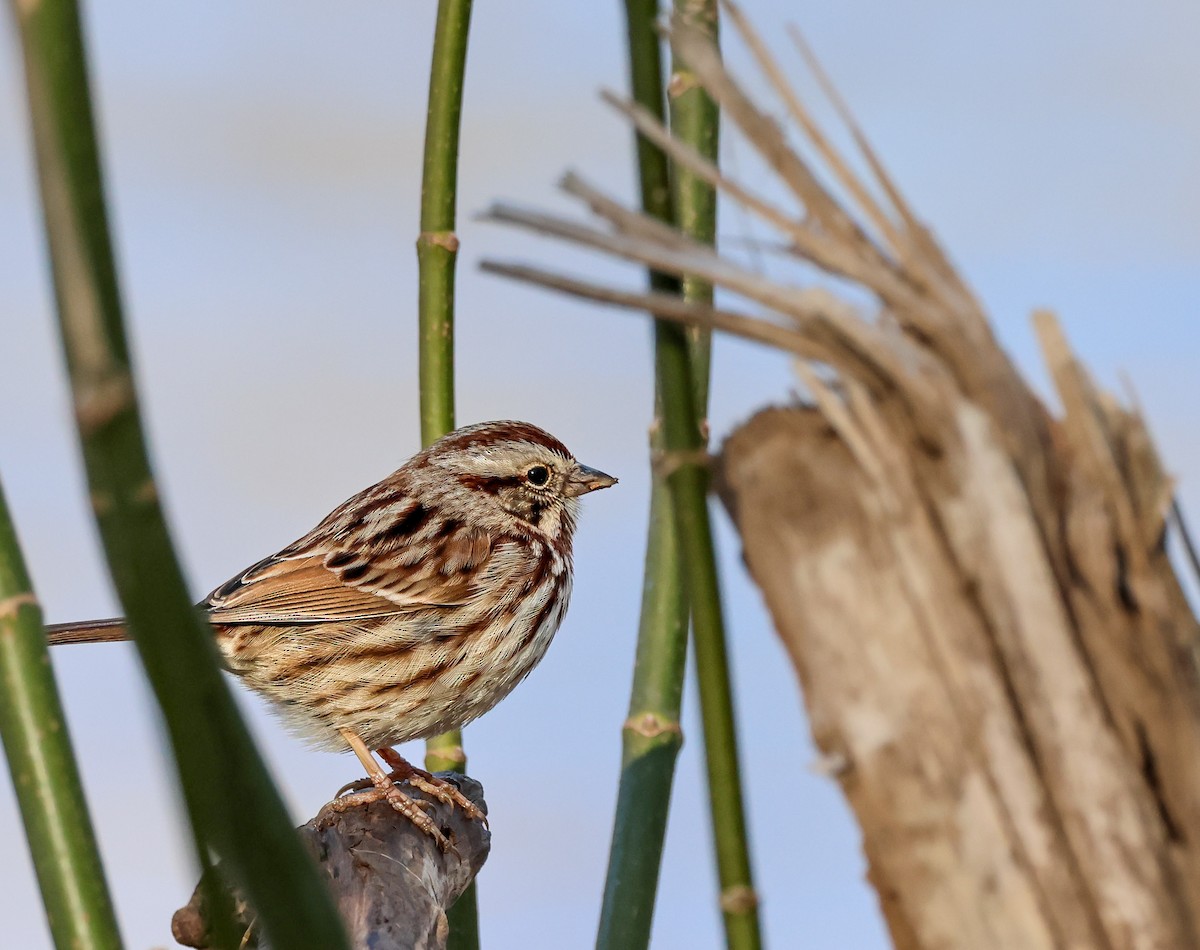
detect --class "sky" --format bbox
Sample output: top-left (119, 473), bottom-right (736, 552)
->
top-left (2, 2), bottom-right (1198, 948)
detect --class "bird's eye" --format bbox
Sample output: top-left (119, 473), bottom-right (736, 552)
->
top-left (526, 465), bottom-right (550, 487)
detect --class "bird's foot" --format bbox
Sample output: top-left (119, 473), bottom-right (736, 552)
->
top-left (335, 727), bottom-right (459, 850)
top-left (329, 778), bottom-right (449, 851)
top-left (377, 747), bottom-right (488, 827)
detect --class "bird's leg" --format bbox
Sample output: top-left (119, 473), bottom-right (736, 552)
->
top-left (332, 728), bottom-right (449, 850)
top-left (377, 746), bottom-right (488, 825)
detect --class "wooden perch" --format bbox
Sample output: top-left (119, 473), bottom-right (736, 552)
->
top-left (171, 775), bottom-right (489, 950)
top-left (479, 3), bottom-right (1200, 946)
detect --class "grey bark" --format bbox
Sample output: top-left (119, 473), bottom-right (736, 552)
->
top-left (171, 775), bottom-right (489, 950)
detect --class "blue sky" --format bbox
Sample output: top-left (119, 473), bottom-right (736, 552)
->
top-left (2, 2), bottom-right (1198, 947)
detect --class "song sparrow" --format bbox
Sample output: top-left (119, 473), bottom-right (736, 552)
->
top-left (46, 420), bottom-right (616, 847)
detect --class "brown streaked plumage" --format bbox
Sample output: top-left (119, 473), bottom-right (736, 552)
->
top-left (46, 420), bottom-right (616, 847)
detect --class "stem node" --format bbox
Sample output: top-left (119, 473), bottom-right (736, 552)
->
top-left (719, 885), bottom-right (760, 915)
top-left (0, 592), bottom-right (39, 619)
top-left (623, 712), bottom-right (684, 740)
top-left (418, 230), bottom-right (461, 253)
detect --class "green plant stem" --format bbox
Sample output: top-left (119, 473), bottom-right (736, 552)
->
top-left (668, 455), bottom-right (762, 950)
top-left (10, 2), bottom-right (348, 947)
top-left (417, 0), bottom-right (472, 448)
top-left (665, 9), bottom-right (761, 945)
top-left (669, 0), bottom-right (719, 413)
top-left (0, 478), bottom-right (123, 950)
top-left (602, 2), bottom-right (761, 948)
top-left (596, 479), bottom-right (687, 950)
top-left (416, 2), bottom-right (478, 948)
top-left (597, 5), bottom-right (690, 949)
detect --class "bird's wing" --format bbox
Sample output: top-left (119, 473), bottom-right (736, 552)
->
top-left (204, 502), bottom-right (499, 625)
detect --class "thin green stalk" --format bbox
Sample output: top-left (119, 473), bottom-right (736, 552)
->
top-left (669, 0), bottom-right (719, 414)
top-left (665, 9), bottom-right (761, 944)
top-left (417, 0), bottom-right (472, 448)
top-left (602, 2), bottom-right (761, 947)
top-left (10, 2), bottom-right (348, 947)
top-left (598, 4), bottom-right (690, 948)
top-left (0, 478), bottom-right (123, 950)
top-left (596, 478), bottom-right (687, 949)
top-left (668, 463), bottom-right (761, 949)
top-left (416, 2), bottom-right (478, 947)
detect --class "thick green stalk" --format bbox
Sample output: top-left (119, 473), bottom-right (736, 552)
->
top-left (416, 2), bottom-right (478, 947)
top-left (0, 478), bottom-right (123, 950)
top-left (10, 3), bottom-right (348, 947)
top-left (597, 4), bottom-right (690, 948)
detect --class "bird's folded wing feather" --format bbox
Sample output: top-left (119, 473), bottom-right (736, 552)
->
top-left (204, 526), bottom-right (497, 625)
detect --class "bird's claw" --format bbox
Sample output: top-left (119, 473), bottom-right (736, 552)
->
top-left (331, 784), bottom-right (451, 851)
top-left (375, 747), bottom-right (489, 827)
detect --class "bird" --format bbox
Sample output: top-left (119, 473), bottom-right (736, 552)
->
top-left (46, 420), bottom-right (617, 847)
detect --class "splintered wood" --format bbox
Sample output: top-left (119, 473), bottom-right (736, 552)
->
top-left (482, 3), bottom-right (1200, 946)
top-left (717, 378), bottom-right (1199, 949)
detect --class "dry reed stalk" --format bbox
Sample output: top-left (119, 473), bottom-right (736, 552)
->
top-left (481, 4), bottom-right (1200, 946)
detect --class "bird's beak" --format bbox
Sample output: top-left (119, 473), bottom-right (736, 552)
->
top-left (566, 462), bottom-right (618, 497)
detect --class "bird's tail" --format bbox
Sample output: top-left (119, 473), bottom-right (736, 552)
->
top-left (45, 618), bottom-right (129, 646)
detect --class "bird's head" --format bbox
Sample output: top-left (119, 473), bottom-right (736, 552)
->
top-left (422, 420), bottom-right (617, 541)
